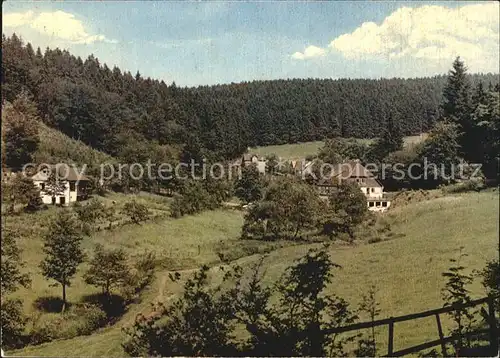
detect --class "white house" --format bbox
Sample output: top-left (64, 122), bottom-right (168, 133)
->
top-left (315, 160), bottom-right (392, 212)
top-left (241, 153), bottom-right (266, 174)
top-left (31, 165), bottom-right (90, 206)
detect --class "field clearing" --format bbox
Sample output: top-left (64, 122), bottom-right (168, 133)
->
top-left (4, 192), bottom-right (247, 318)
top-left (10, 190), bottom-right (498, 357)
top-left (250, 134), bottom-right (427, 160)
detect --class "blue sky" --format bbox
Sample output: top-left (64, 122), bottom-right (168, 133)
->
top-left (3, 1), bottom-right (499, 87)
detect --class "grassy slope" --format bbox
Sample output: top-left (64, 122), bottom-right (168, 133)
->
top-left (6, 192), bottom-right (245, 315)
top-left (34, 122), bottom-right (115, 166)
top-left (250, 134), bottom-right (427, 160)
top-left (10, 190), bottom-right (498, 356)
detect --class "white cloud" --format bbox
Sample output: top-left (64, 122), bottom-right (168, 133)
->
top-left (291, 45), bottom-right (326, 60)
top-left (328, 3), bottom-right (499, 73)
top-left (3, 10), bottom-right (117, 45)
top-left (3, 10), bottom-right (35, 27)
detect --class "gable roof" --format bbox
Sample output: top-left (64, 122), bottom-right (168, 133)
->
top-left (346, 177), bottom-right (383, 188)
top-left (31, 165), bottom-right (90, 182)
top-left (331, 160), bottom-right (375, 179)
top-left (242, 153), bottom-right (258, 161)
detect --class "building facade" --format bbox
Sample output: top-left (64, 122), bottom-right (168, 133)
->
top-left (31, 165), bottom-right (90, 206)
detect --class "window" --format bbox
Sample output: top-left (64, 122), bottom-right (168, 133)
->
top-left (382, 201), bottom-right (388, 207)
top-left (375, 201), bottom-right (380, 206)
top-left (40, 183), bottom-right (45, 190)
top-left (70, 182), bottom-right (76, 191)
top-left (60, 197), bottom-right (66, 205)
top-left (369, 201), bottom-right (375, 207)
top-left (371, 188), bottom-right (375, 193)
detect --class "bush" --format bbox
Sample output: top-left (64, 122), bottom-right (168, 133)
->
top-left (66, 303), bottom-right (108, 336)
top-left (123, 247), bottom-right (358, 356)
top-left (478, 259), bottom-right (500, 313)
top-left (121, 252), bottom-right (156, 301)
top-left (170, 180), bottom-right (223, 218)
top-left (74, 198), bottom-right (105, 228)
top-left (30, 303), bottom-right (107, 345)
top-left (122, 200), bottom-right (150, 224)
top-left (441, 179), bottom-right (485, 194)
top-left (368, 237), bottom-right (382, 244)
top-left (1, 299), bottom-right (28, 348)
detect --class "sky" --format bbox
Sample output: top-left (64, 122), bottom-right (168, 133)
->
top-left (3, 1), bottom-right (499, 87)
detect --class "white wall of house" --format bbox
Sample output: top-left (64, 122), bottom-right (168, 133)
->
top-left (360, 186), bottom-right (384, 199)
top-left (367, 200), bottom-right (391, 212)
top-left (33, 180), bottom-right (79, 207)
top-left (256, 160), bottom-right (266, 174)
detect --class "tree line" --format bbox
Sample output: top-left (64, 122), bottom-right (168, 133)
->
top-left (3, 34), bottom-right (498, 163)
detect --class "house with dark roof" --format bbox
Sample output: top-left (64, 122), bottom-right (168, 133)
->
top-left (238, 153), bottom-right (266, 174)
top-left (315, 160), bottom-right (392, 212)
top-left (31, 165), bottom-right (91, 206)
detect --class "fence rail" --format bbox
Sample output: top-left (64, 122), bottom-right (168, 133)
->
top-left (324, 296), bottom-right (498, 357)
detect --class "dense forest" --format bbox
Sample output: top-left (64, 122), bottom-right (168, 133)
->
top-left (2, 33), bottom-right (499, 161)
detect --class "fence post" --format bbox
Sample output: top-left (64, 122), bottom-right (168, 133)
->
top-left (487, 295), bottom-right (498, 355)
top-left (435, 313), bottom-right (447, 356)
top-left (388, 319), bottom-right (394, 356)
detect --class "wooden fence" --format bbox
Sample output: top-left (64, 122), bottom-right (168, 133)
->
top-left (323, 296), bottom-right (498, 357)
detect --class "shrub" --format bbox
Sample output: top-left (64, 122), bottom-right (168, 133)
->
top-left (1, 299), bottom-right (28, 348)
top-left (74, 198), bottom-right (105, 228)
top-left (121, 252), bottom-right (156, 301)
top-left (368, 237), bottom-right (382, 244)
top-left (170, 180), bottom-right (223, 218)
top-left (478, 259), bottom-right (500, 313)
top-left (29, 303), bottom-right (107, 345)
top-left (70, 303), bottom-right (108, 335)
top-left (122, 200), bottom-right (150, 224)
top-left (441, 179), bottom-right (485, 194)
top-left (84, 244), bottom-right (130, 296)
top-left (123, 247), bottom-right (358, 356)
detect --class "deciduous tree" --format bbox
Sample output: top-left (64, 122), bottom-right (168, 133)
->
top-left (84, 244), bottom-right (130, 296)
top-left (40, 211), bottom-right (84, 311)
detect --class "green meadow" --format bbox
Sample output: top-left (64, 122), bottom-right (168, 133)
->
top-left (9, 189), bottom-right (498, 356)
top-left (250, 134), bottom-right (427, 160)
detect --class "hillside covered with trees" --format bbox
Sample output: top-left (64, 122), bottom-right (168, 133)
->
top-left (2, 34), bottom-right (498, 161)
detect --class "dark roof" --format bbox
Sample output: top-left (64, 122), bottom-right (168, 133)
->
top-left (344, 177), bottom-right (383, 188)
top-left (331, 160), bottom-right (375, 178)
top-left (242, 153), bottom-right (258, 161)
top-left (32, 165), bottom-right (90, 181)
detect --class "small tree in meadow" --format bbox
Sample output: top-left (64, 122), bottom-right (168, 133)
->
top-left (84, 244), bottom-right (130, 296)
top-left (321, 181), bottom-right (368, 241)
top-left (441, 249), bottom-right (475, 352)
top-left (8, 174), bottom-right (43, 213)
top-left (74, 198), bottom-right (105, 230)
top-left (40, 211), bottom-right (84, 312)
top-left (242, 178), bottom-right (320, 240)
top-left (235, 164), bottom-right (263, 204)
top-left (354, 285), bottom-right (381, 357)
